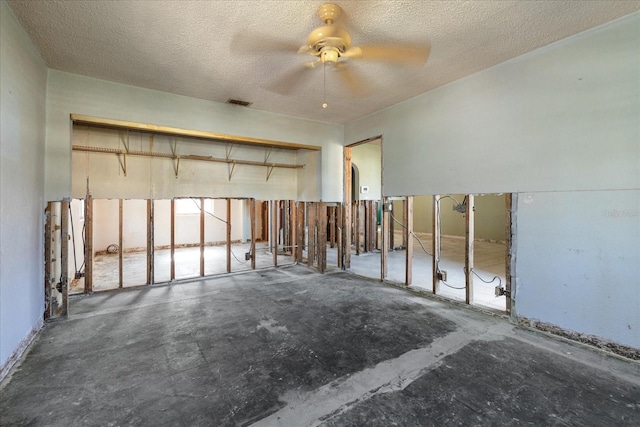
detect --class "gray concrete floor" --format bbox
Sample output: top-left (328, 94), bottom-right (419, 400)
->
top-left (2, 265), bottom-right (639, 426)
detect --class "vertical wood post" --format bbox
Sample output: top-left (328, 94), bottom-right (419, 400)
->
top-left (337, 205), bottom-right (343, 268)
top-left (44, 202), bottom-right (53, 319)
top-left (170, 199), bottom-right (175, 280)
top-left (60, 199), bottom-right (70, 316)
top-left (307, 203), bottom-right (317, 267)
top-left (465, 195), bottom-right (475, 304)
top-left (250, 198), bottom-right (256, 270)
top-left (329, 207), bottom-right (336, 249)
top-left (119, 199), bottom-right (123, 288)
top-left (199, 198), bottom-right (205, 276)
top-left (272, 200), bottom-right (278, 267)
top-left (317, 202), bottom-right (327, 273)
top-left (226, 198), bottom-right (231, 273)
top-left (354, 201), bottom-right (360, 255)
top-left (389, 200), bottom-right (395, 250)
top-left (296, 202), bottom-right (305, 262)
top-left (505, 193), bottom-right (514, 315)
top-left (343, 147), bottom-right (352, 269)
top-left (402, 199), bottom-right (408, 248)
top-left (405, 196), bottom-right (413, 286)
top-left (84, 195), bottom-right (93, 293)
top-left (290, 200), bottom-right (297, 260)
top-left (432, 195), bottom-right (441, 294)
top-left (147, 199), bottom-right (154, 285)
top-left (381, 198), bottom-right (389, 280)
top-left (370, 201), bottom-right (377, 252)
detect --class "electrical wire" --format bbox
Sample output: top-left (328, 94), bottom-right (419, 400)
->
top-left (389, 211), bottom-right (433, 257)
top-left (469, 268), bottom-right (503, 288)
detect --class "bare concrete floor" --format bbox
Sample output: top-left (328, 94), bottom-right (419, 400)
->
top-left (2, 265), bottom-right (639, 426)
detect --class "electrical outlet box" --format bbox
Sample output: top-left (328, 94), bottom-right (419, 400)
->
top-left (437, 270), bottom-right (447, 281)
top-left (245, 252), bottom-right (252, 261)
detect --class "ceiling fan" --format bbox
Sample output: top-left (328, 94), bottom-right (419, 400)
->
top-left (233, 3), bottom-right (431, 106)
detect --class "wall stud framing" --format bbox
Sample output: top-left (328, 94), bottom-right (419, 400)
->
top-left (317, 203), bottom-right (327, 273)
top-left (250, 198), bottom-right (257, 270)
top-left (170, 199), bottom-right (175, 280)
top-left (343, 147), bottom-right (352, 269)
top-left (465, 195), bottom-right (475, 304)
top-left (432, 195), bottom-right (441, 294)
top-left (60, 199), bottom-right (70, 316)
top-left (405, 196), bottom-right (413, 286)
top-left (272, 201), bottom-right (278, 267)
top-left (506, 193), bottom-right (515, 316)
top-left (381, 197), bottom-right (389, 280)
top-left (84, 194), bottom-right (93, 293)
top-left (296, 202), bottom-right (305, 263)
top-left (329, 207), bottom-right (336, 249)
top-left (226, 198), bottom-right (232, 273)
top-left (290, 201), bottom-right (297, 259)
top-left (200, 198), bottom-right (205, 277)
top-left (147, 199), bottom-right (155, 285)
top-left (44, 202), bottom-right (53, 319)
top-left (354, 201), bottom-right (362, 255)
top-left (307, 203), bottom-right (317, 267)
top-left (119, 199), bottom-right (123, 288)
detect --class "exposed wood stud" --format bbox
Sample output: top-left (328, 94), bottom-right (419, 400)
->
top-left (296, 202), bottom-right (305, 262)
top-left (227, 198), bottom-right (232, 273)
top-left (465, 195), bottom-right (475, 304)
top-left (389, 200), bottom-right (395, 250)
top-left (381, 198), bottom-right (389, 280)
top-left (337, 205), bottom-right (343, 268)
top-left (307, 203), bottom-right (317, 267)
top-left (71, 114), bottom-right (322, 151)
top-left (405, 196), bottom-right (413, 286)
top-left (147, 199), bottom-right (155, 285)
top-left (170, 199), bottom-right (175, 280)
top-left (60, 199), bottom-right (70, 317)
top-left (44, 202), bottom-right (53, 319)
top-left (329, 207), bottom-right (336, 249)
top-left (84, 194), bottom-right (93, 294)
top-left (505, 193), bottom-right (514, 316)
top-left (170, 138), bottom-right (179, 178)
top-left (290, 201), bottom-right (297, 259)
top-left (432, 195), bottom-right (441, 294)
top-left (343, 147), bottom-right (352, 269)
top-left (354, 201), bottom-right (362, 255)
top-left (317, 203), bottom-right (327, 273)
top-left (228, 162), bottom-right (237, 181)
top-left (272, 201), bottom-right (278, 267)
top-left (119, 199), bottom-right (123, 288)
top-left (250, 198), bottom-right (256, 270)
top-left (200, 198), bottom-right (205, 276)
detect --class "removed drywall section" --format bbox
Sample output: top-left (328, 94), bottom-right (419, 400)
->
top-left (47, 70), bottom-right (343, 202)
top-left (515, 190), bottom-right (640, 348)
top-left (345, 13), bottom-right (640, 195)
top-left (0, 0), bottom-right (47, 371)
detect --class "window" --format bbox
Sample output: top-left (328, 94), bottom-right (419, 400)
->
top-left (175, 198), bottom-right (214, 215)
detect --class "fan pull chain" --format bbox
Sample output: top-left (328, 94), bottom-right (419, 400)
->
top-left (322, 63), bottom-right (328, 109)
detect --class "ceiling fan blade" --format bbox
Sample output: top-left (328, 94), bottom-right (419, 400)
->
top-left (265, 63), bottom-right (317, 96)
top-left (334, 64), bottom-right (372, 98)
top-left (343, 41), bottom-right (431, 66)
top-left (231, 32), bottom-right (302, 55)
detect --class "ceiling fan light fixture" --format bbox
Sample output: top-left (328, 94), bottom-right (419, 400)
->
top-left (321, 48), bottom-right (339, 63)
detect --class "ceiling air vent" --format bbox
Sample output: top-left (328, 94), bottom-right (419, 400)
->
top-left (227, 98), bottom-right (252, 107)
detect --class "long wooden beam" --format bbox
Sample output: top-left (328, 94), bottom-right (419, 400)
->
top-left (226, 198), bottom-right (232, 273)
top-left (381, 198), bottom-right (389, 280)
top-left (250, 198), bottom-right (256, 270)
top-left (506, 193), bottom-right (514, 316)
top-left (119, 199), bottom-right (123, 288)
top-left (84, 195), bottom-right (93, 293)
top-left (317, 203), bottom-right (327, 273)
top-left (44, 202), bottom-right (53, 319)
top-left (170, 199), bottom-right (175, 280)
top-left (71, 114), bottom-right (322, 151)
top-left (200, 198), bottom-right (205, 277)
top-left (147, 199), bottom-right (155, 285)
top-left (343, 147), bottom-right (352, 269)
top-left (272, 201), bottom-right (278, 267)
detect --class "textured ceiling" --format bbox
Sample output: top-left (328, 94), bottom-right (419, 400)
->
top-left (7, 0), bottom-right (640, 124)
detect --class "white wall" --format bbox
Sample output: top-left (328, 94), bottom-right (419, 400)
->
top-left (351, 142), bottom-right (381, 201)
top-left (345, 14), bottom-right (640, 347)
top-left (345, 14), bottom-right (639, 196)
top-left (46, 71), bottom-right (345, 203)
top-left (0, 0), bottom-right (47, 371)
top-left (515, 190), bottom-right (640, 348)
